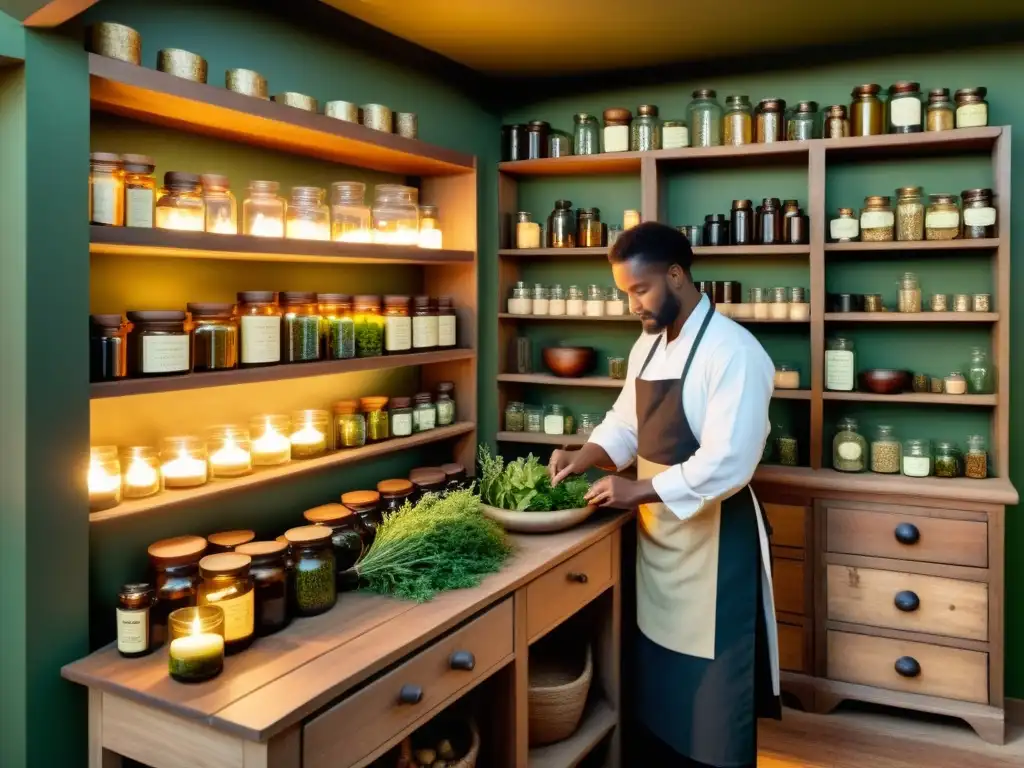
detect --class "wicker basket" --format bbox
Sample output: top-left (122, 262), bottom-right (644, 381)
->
top-left (528, 643), bottom-right (593, 747)
top-left (397, 718), bottom-right (479, 768)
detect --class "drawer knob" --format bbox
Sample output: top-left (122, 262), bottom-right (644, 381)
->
top-left (894, 656), bottom-right (921, 678)
top-left (398, 684), bottom-right (423, 705)
top-left (449, 651), bottom-right (476, 671)
top-left (893, 523), bottom-right (920, 545)
top-left (894, 590), bottom-right (920, 612)
top-left (567, 571), bottom-right (589, 584)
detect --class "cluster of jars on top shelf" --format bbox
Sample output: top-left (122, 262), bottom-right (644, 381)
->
top-left (111, 463), bottom-right (466, 680)
top-left (506, 281), bottom-right (627, 318)
top-left (88, 155), bottom-right (443, 248)
top-left (88, 383), bottom-right (459, 513)
top-left (833, 421), bottom-right (989, 480)
top-left (504, 402), bottom-right (603, 437)
top-left (696, 283), bottom-right (809, 322)
top-left (678, 198), bottom-right (809, 247)
top-left (830, 187), bottom-right (997, 243)
top-left (515, 203), bottom-right (641, 249)
top-left (501, 84), bottom-right (990, 159)
top-left (827, 275), bottom-right (992, 315)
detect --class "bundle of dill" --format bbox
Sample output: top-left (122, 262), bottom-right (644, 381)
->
top-left (356, 488), bottom-right (513, 602)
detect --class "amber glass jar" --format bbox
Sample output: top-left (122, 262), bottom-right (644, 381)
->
top-left (126, 310), bottom-right (190, 377)
top-left (237, 291), bottom-right (282, 367)
top-left (754, 98), bottom-right (786, 143)
top-left (147, 535), bottom-right (208, 648)
top-left (887, 81), bottom-right (923, 133)
top-left (756, 198), bottom-right (783, 245)
top-left (723, 95), bottom-right (753, 146)
top-left (926, 88), bottom-right (955, 132)
top-left (850, 84), bottom-right (884, 136)
top-left (341, 490), bottom-right (383, 547)
top-left (89, 152), bottom-right (125, 226)
top-left (206, 529), bottom-right (255, 554)
top-left (378, 478), bottom-right (415, 514)
top-left (437, 296), bottom-right (457, 348)
top-left (353, 294), bottom-right (384, 358)
top-left (577, 208), bottom-right (606, 247)
top-left (302, 504), bottom-right (365, 591)
top-left (197, 553), bottom-right (255, 654)
top-left (332, 400), bottom-right (365, 448)
top-left (90, 314), bottom-right (128, 382)
top-left (234, 541), bottom-right (291, 635)
top-left (283, 526), bottom-right (337, 616)
top-left (122, 154), bottom-right (156, 228)
top-left (383, 295), bottom-right (412, 354)
top-left (412, 295), bottom-right (439, 351)
top-left (280, 291), bottom-right (322, 363)
top-left (361, 396), bottom-right (390, 441)
top-left (823, 105), bottom-right (850, 138)
top-left (410, 466), bottom-right (447, 502)
top-left (188, 302), bottom-right (238, 372)
top-left (116, 583), bottom-right (156, 658)
top-left (156, 172), bottom-right (204, 231)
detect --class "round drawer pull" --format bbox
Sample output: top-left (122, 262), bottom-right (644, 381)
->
top-left (894, 656), bottom-right (921, 678)
top-left (398, 684), bottom-right (423, 705)
top-left (567, 571), bottom-right (588, 584)
top-left (894, 590), bottom-right (920, 612)
top-left (893, 522), bottom-right (920, 545)
top-left (449, 651), bottom-right (476, 671)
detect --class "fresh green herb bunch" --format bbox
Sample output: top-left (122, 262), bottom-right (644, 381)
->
top-left (477, 445), bottom-right (590, 512)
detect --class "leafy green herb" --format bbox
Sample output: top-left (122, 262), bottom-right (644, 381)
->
top-left (478, 445), bottom-right (590, 512)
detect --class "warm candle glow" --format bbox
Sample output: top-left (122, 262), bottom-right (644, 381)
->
top-left (290, 421), bottom-right (325, 446)
top-left (418, 228), bottom-right (443, 249)
top-left (161, 448), bottom-right (208, 488)
top-left (373, 229), bottom-right (419, 246)
top-left (123, 452), bottom-right (160, 499)
top-left (289, 417), bottom-right (327, 459)
top-left (88, 460), bottom-right (121, 496)
top-left (207, 215), bottom-right (238, 235)
top-left (286, 218), bottom-right (330, 241)
top-left (334, 229), bottom-right (372, 243)
top-left (156, 208), bottom-right (205, 232)
top-left (249, 212), bottom-right (284, 238)
top-left (209, 434), bottom-right (252, 477)
top-left (252, 419), bottom-right (291, 466)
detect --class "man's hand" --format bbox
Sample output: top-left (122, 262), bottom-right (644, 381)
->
top-left (584, 476), bottom-right (652, 508)
top-left (549, 448), bottom-right (588, 486)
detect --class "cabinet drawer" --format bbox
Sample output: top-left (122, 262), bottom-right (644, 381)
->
top-left (827, 565), bottom-right (988, 642)
top-left (763, 503), bottom-right (806, 549)
top-left (826, 506), bottom-right (987, 567)
top-left (527, 536), bottom-right (612, 641)
top-left (778, 623), bottom-right (805, 673)
top-left (772, 559), bottom-right (805, 616)
top-left (303, 599), bottom-right (513, 768)
top-left (827, 630), bottom-right (988, 704)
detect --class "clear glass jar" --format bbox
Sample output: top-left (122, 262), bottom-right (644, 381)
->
top-left (329, 181), bottom-right (372, 243)
top-left (435, 382), bottom-right (456, 426)
top-left (243, 180), bottom-right (285, 237)
top-left (249, 414), bottom-right (291, 466)
top-left (586, 284), bottom-right (606, 317)
top-left (824, 104), bottom-right (850, 138)
top-left (156, 172), bottom-right (204, 231)
top-left (167, 605), bottom-right (224, 682)
top-left (531, 284), bottom-right (549, 316)
top-left (887, 81), bottom-right (923, 133)
top-left (973, 293), bottom-right (991, 313)
top-left (148, 536), bottom-right (208, 649)
top-left (412, 295), bottom-right (438, 350)
top-left (609, 356), bottom-right (627, 380)
top-left (437, 296), bottom-right (457, 348)
top-left (788, 286), bottom-right (810, 321)
top-left (926, 88), bottom-right (955, 132)
top-left (206, 425), bottom-right (253, 479)
top-left (525, 406), bottom-right (543, 433)
top-left (754, 98), bottom-right (786, 143)
top-left (353, 294), bottom-right (384, 358)
top-left (418, 204), bottom-right (442, 249)
top-left (544, 404), bottom-right (567, 436)
top-left (602, 108), bottom-right (631, 153)
top-left (90, 314), bottom-right (128, 382)
top-left (526, 120), bottom-right (549, 159)
top-left (897, 272), bottom-right (922, 313)
top-left (547, 199), bottom-right (576, 248)
top-left (332, 400), bottom-right (366, 448)
top-left (829, 208), bottom-right (859, 242)
top-left (188, 302), bottom-right (238, 372)
top-left (573, 112), bottom-right (600, 155)
top-left (833, 417), bottom-right (867, 472)
top-left (234, 540), bottom-right (291, 635)
top-left (383, 295), bottom-right (412, 354)
top-left (825, 337), bottom-right (856, 391)
top-left (953, 293), bottom-right (972, 313)
top-left (631, 104), bottom-right (661, 151)
top-left (236, 291), bottom-right (282, 367)
top-left (283, 526), bottom-right (337, 616)
top-left (787, 101), bottom-right (819, 140)
top-left (662, 120), bottom-right (689, 149)
top-left (391, 396), bottom-right (414, 437)
top-left (516, 211), bottom-right (541, 249)
top-left (122, 154), bottom-right (156, 228)
top-left (361, 396), bottom-right (390, 441)
top-left (318, 293), bottom-right (355, 360)
top-left (901, 439), bottom-right (933, 477)
top-left (860, 195), bottom-right (894, 242)
top-left (577, 207), bottom-right (605, 247)
top-left (944, 371), bottom-right (967, 394)
top-left (930, 294), bottom-right (949, 312)
top-left (961, 188), bottom-right (996, 239)
top-left (89, 152), bottom-right (125, 226)
top-left (967, 347), bottom-right (993, 394)
top-left (197, 553), bottom-right (255, 654)
top-left (120, 446), bottom-right (161, 500)
top-left (89, 445), bottom-right (122, 511)
top-left (504, 401), bottom-right (525, 432)
top-left (286, 186), bottom-right (330, 241)
top-left (955, 87), bottom-right (988, 129)
top-left (605, 287), bottom-right (626, 316)
top-left (566, 285), bottom-right (585, 316)
top-left (413, 392), bottom-right (437, 432)
top-left (289, 409), bottom-right (330, 459)
top-left (750, 286), bottom-right (769, 320)
top-left (548, 284), bottom-right (566, 316)
top-left (768, 287), bottom-right (789, 320)
top-left (577, 413), bottom-right (603, 435)
top-left (688, 89), bottom-right (722, 147)
top-left (773, 363), bottom-right (800, 390)
top-left (870, 425), bottom-right (901, 474)
top-left (549, 131), bottom-right (572, 157)
top-left (126, 310), bottom-right (190, 378)
top-left (280, 291), bottom-right (322, 363)
top-left (624, 209), bottom-right (641, 230)
top-left (508, 281), bottom-right (533, 315)
top-left (895, 186), bottom-right (924, 241)
top-left (850, 83), bottom-right (884, 136)
top-left (965, 435), bottom-right (988, 479)
top-left (722, 95), bottom-right (753, 146)
top-left (372, 183), bottom-right (419, 244)
top-left (934, 441), bottom-right (963, 478)
top-left (776, 430), bottom-right (799, 467)
top-left (925, 194), bottom-right (960, 240)
top-left (201, 174), bottom-right (237, 234)
top-left (159, 436), bottom-right (209, 489)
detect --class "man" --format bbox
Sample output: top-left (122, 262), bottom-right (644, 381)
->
top-left (549, 222), bottom-right (781, 767)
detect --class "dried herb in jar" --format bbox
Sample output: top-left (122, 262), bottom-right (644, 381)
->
top-left (355, 317), bottom-right (384, 357)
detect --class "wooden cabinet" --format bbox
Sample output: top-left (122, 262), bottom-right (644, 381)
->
top-left (762, 502), bottom-right (810, 676)
top-left (526, 536), bottom-right (613, 642)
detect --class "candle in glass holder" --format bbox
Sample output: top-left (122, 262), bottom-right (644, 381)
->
top-left (160, 436), bottom-right (209, 489)
top-left (88, 446), bottom-right (122, 511)
top-left (418, 204), bottom-right (443, 249)
top-left (289, 409), bottom-right (329, 459)
top-left (243, 181), bottom-right (285, 238)
top-left (155, 172), bottom-right (205, 231)
top-left (286, 186), bottom-right (330, 241)
top-left (207, 426), bottom-right (253, 478)
top-left (249, 414), bottom-right (291, 466)
top-left (167, 605), bottom-right (225, 683)
top-left (121, 446), bottom-right (162, 499)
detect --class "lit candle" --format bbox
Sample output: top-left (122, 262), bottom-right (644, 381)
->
top-left (248, 212), bottom-right (284, 238)
top-left (290, 416), bottom-right (327, 459)
top-left (122, 447), bottom-right (161, 499)
top-left (208, 432), bottom-right (252, 478)
top-left (207, 215), bottom-right (238, 235)
top-left (418, 228), bottom-right (443, 249)
top-left (251, 416), bottom-right (291, 466)
top-left (168, 615), bottom-right (225, 683)
top-left (156, 208), bottom-right (205, 232)
top-left (88, 450), bottom-right (122, 511)
top-left (286, 218), bottom-right (330, 241)
top-left (161, 447), bottom-right (208, 489)
top-left (334, 229), bottom-right (372, 244)
top-left (373, 229), bottom-right (418, 246)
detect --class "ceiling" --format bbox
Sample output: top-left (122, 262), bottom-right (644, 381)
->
top-left (322, 1), bottom-right (1024, 77)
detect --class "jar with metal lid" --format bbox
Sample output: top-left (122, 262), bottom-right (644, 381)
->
top-left (824, 105), bottom-right (850, 138)
top-left (577, 207), bottom-right (606, 247)
top-left (437, 296), bottom-right (457, 348)
top-left (285, 186), bottom-right (329, 241)
top-left (827, 208), bottom-right (857, 242)
top-left (897, 272), bottom-right (921, 313)
top-left (860, 196), bottom-right (894, 241)
top-left (302, 504), bottom-right (364, 590)
top-left (825, 337), bottom-right (856, 391)
top-left (412, 295), bottom-right (439, 350)
top-left (317, 293), bottom-right (355, 359)
top-left (410, 467), bottom-right (447, 501)
top-left (756, 198), bottom-right (782, 244)
top-left (361, 396), bottom-right (390, 441)
top-left (547, 200), bottom-right (576, 247)
top-left (955, 87), bottom-right (988, 128)
top-left (280, 291), bottom-right (322, 363)
top-left (688, 89), bottom-right (722, 147)
top-left (418, 204), bottom-right (442, 249)
top-left (631, 104), bottom-right (661, 151)
top-left (972, 293), bottom-right (991, 313)
top-left (504, 401), bottom-right (525, 432)
top-left (967, 347), bottom-right (993, 394)
top-left (961, 188), bottom-right (996, 239)
top-left (526, 120), bottom-right (549, 159)
top-left (783, 200), bottom-right (808, 245)
top-left (605, 287), bottom-right (626, 316)
top-left (156, 172), bottom-right (204, 231)
top-left (547, 284), bottom-right (566, 316)
top-left (289, 409), bottom-right (330, 459)
top-left (383, 295), bottom-right (413, 354)
top-left (435, 381), bottom-right (456, 426)
top-left (206, 426), bottom-right (253, 479)
top-left (90, 314), bottom-right (128, 382)
top-left (788, 286), bottom-right (810, 321)
top-left (200, 174), bottom-right (237, 234)
top-left (754, 98), bottom-right (786, 143)
top-left (378, 478), bottom-right (415, 514)
top-left (243, 180), bottom-right (285, 237)
top-left (870, 425), bottom-right (901, 474)
top-left (508, 281), bottom-right (532, 315)
top-left (126, 310), bottom-right (189, 377)
top-left (121, 154), bottom-right (156, 228)
top-left (586, 284), bottom-right (606, 317)
top-left (147, 535), bottom-right (209, 648)
top-left (503, 124), bottom-right (528, 162)
top-left (549, 131), bottom-right (572, 158)
top-left (516, 211), bottom-right (541, 249)
top-left (332, 400), bottom-right (366, 448)
top-left (88, 445), bottom-right (122, 512)
top-left (925, 194), bottom-right (960, 240)
top-left (602, 108), bottom-right (632, 153)
top-left (543, 404), bottom-right (568, 436)
top-left (662, 120), bottom-right (689, 149)
top-left (525, 406), bottom-right (543, 433)
top-left (850, 84), bottom-right (884, 136)
top-left (115, 583), bottom-right (156, 657)
top-left (934, 441), bottom-right (963, 478)
top-left (197, 553), bottom-right (255, 654)
top-left (926, 88), bottom-right (955, 132)
top-left (768, 287), bottom-right (789, 320)
top-left (965, 435), bottom-right (988, 479)
top-left (749, 287), bottom-right (768, 320)
top-left (413, 392), bottom-right (437, 432)
top-left (901, 439), bottom-right (932, 477)
top-left (930, 294), bottom-right (949, 312)
top-left (283, 526), bottom-right (337, 616)
top-left (728, 199), bottom-right (753, 245)
top-left (373, 183), bottom-right (419, 245)
top-left (863, 293), bottom-right (884, 312)
top-left (89, 152), bottom-right (125, 226)
top-left (187, 303), bottom-right (238, 372)
top-left (329, 181), bottom-right (372, 243)
top-left (833, 417), bottom-right (867, 472)
top-left (895, 186), bottom-right (924, 241)
top-left (441, 462), bottom-right (467, 491)
top-left (887, 82), bottom-right (923, 133)
top-left (391, 396), bottom-right (414, 436)
top-left (773, 363), bottom-right (800, 390)
top-left (944, 371), bottom-right (967, 394)
top-left (529, 284), bottom-right (549, 316)
top-left (722, 95), bottom-right (753, 146)
top-left (237, 291), bottom-right (282, 366)
top-left (787, 101), bottom-right (819, 140)
top-left (234, 541), bottom-right (291, 635)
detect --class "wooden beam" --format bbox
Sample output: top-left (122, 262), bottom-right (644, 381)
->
top-left (10, 0), bottom-right (101, 26)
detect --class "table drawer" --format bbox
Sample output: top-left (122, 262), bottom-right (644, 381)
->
top-left (773, 559), bottom-right (805, 616)
top-left (763, 503), bottom-right (807, 549)
top-left (826, 506), bottom-right (987, 567)
top-left (303, 599), bottom-right (513, 768)
top-left (827, 630), bottom-right (988, 704)
top-left (527, 535), bottom-right (612, 641)
top-left (827, 564), bottom-right (988, 642)
top-left (778, 623), bottom-right (805, 673)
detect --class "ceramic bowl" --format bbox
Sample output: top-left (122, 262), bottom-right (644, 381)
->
top-left (859, 368), bottom-right (910, 395)
top-left (542, 346), bottom-right (596, 378)
top-left (481, 504), bottom-right (596, 533)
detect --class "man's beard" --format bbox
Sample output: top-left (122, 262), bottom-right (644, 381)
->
top-left (640, 291), bottom-right (681, 334)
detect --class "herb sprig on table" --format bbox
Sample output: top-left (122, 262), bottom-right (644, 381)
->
top-left (478, 445), bottom-right (590, 512)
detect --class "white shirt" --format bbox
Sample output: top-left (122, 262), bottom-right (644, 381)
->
top-left (588, 295), bottom-right (774, 520)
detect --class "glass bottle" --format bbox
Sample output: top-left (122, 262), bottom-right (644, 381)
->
top-left (155, 172), bottom-right (204, 231)
top-left (147, 534), bottom-right (208, 648)
top-left (723, 95), bottom-right (753, 145)
top-left (547, 200), bottom-right (576, 247)
top-left (586, 284), bottom-right (606, 317)
top-left (754, 98), bottom-right (786, 143)
top-left (825, 337), bottom-right (856, 391)
top-left (955, 87), bottom-right (988, 129)
top-left (897, 272), bottom-right (921, 313)
top-left (237, 291), bottom-right (282, 367)
top-left (548, 284), bottom-right (567, 316)
top-left (330, 181), bottom-right (372, 243)
top-left (417, 205), bottom-right (442, 249)
top-left (526, 120), bottom-right (549, 159)
top-left (850, 84), bottom-right (884, 136)
top-left (549, 131), bottom-right (572, 157)
top-left (201, 174), bottom-right (237, 234)
top-left (318, 293), bottom-right (355, 360)
top-left (515, 211), bottom-right (541, 249)
top-left (285, 186), bottom-right (329, 241)
top-left (206, 425), bottom-right (253, 479)
top-left (197, 553), bottom-right (255, 654)
top-left (280, 291), bottom-right (322, 363)
top-left (756, 198), bottom-right (782, 244)
top-left (870, 425), bottom-right (901, 474)
top-left (288, 409), bottom-right (330, 459)
top-left (787, 101), bottom-right (819, 140)
top-left (243, 180), bottom-right (285, 237)
top-left (577, 207), bottom-right (606, 247)
top-left (965, 435), bottom-right (988, 479)
top-left (833, 417), bottom-right (867, 472)
top-left (860, 195), bottom-right (894, 242)
top-left (391, 396), bottom-right (414, 437)
top-left (126, 310), bottom-right (190, 377)
top-left (887, 81), bottom-right (923, 133)
top-left (824, 105), bottom-right (850, 139)
top-left (783, 200), bottom-right (808, 245)
top-left (688, 89), bottom-right (723, 147)
top-left (353, 294), bottom-right (384, 358)
top-left (89, 152), bottom-right (125, 226)
top-left (934, 441), bottom-right (963, 478)
top-left (116, 583), bottom-right (156, 657)
top-left (961, 188), bottom-right (996, 239)
top-left (383, 295), bottom-right (412, 354)
top-left (631, 104), bottom-right (661, 151)
top-left (90, 314), bottom-right (128, 382)
top-left (504, 401), bottom-right (525, 432)
top-left (602, 108), bottom-right (631, 153)
top-left (435, 381), bottom-right (456, 426)
top-left (544, 404), bottom-right (567, 436)
top-left (926, 88), bottom-right (955, 132)
top-left (188, 302), bottom-right (238, 372)
top-left (413, 392), bottom-right (437, 432)
top-left (122, 154), bottom-right (156, 228)
top-left (88, 445), bottom-right (122, 512)
top-left (967, 347), bottom-right (993, 394)
top-left (234, 540), bottom-right (291, 635)
top-left (901, 439), bottom-right (932, 477)
top-left (361, 396), bottom-right (390, 441)
top-left (925, 194), bottom-right (960, 240)
top-left (332, 400), bottom-right (366, 448)
top-left (282, 526), bottom-right (337, 616)
top-left (372, 184), bottom-right (419, 244)
top-left (895, 186), bottom-right (924, 241)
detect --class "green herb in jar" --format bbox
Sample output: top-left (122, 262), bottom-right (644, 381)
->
top-left (284, 526), bottom-right (337, 616)
top-left (280, 292), bottom-right (322, 363)
top-left (355, 318), bottom-right (383, 357)
top-left (609, 356), bottom-right (627, 380)
top-left (776, 436), bottom-right (798, 466)
top-left (324, 316), bottom-right (355, 359)
top-left (360, 397), bottom-right (390, 441)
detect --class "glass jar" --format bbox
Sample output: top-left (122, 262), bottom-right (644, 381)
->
top-left (973, 293), bottom-right (992, 313)
top-left (90, 314), bottom-right (128, 382)
top-left (409, 467), bottom-right (447, 501)
top-left (723, 95), bottom-right (753, 146)
top-left (391, 396), bottom-right (414, 437)
top-left (317, 293), bottom-right (355, 360)
top-left (547, 200), bottom-right (576, 248)
top-left (280, 291), bottom-right (322, 363)
top-left (750, 287), bottom-right (768, 320)
top-left (378, 478), bottom-right (415, 514)
top-left (953, 293), bottom-right (972, 313)
top-left (944, 371), bottom-right (967, 395)
top-left (926, 88), bottom-right (955, 132)
top-left (354, 294), bottom-right (385, 358)
top-left (825, 337), bottom-right (856, 391)
top-left (577, 207), bottom-right (606, 247)
top-left (412, 295), bottom-right (439, 350)
top-left (435, 382), bottom-right (456, 426)
top-left (155, 172), bottom-right (204, 231)
top-left (833, 417), bottom-right (867, 472)
top-left (249, 414), bottom-right (291, 466)
top-left (824, 105), bottom-right (850, 139)
top-left (887, 81), bottom-right (923, 133)
top-left (895, 186), bottom-right (924, 241)
top-left (965, 435), bottom-right (988, 479)
top-left (88, 445), bottom-right (122, 512)
top-left (754, 98), bottom-right (786, 143)
top-left (860, 195), bottom-right (894, 242)
top-left (577, 413), bottom-right (603, 435)
top-left (89, 152), bottom-right (125, 226)
top-left (119, 446), bottom-right (161, 500)
top-left (504, 401), bottom-right (525, 432)
top-left (704, 214), bottom-right (729, 246)
top-left (126, 310), bottom-right (190, 377)
top-left (286, 186), bottom-right (330, 241)
top-left (901, 439), bottom-right (933, 477)
top-left (206, 425), bottom-right (253, 479)
top-left (688, 89), bottom-right (722, 147)
top-left (897, 272), bottom-right (921, 313)
top-left (122, 154), bottom-right (156, 228)
top-left (167, 605), bottom-right (224, 683)
top-left (413, 392), bottom-right (437, 432)
top-left (414, 205), bottom-right (441, 250)
top-left (566, 285), bottom-right (585, 316)
top-left (549, 131), bottom-right (572, 157)
top-left (526, 120), bottom-right (549, 159)
top-left (624, 209), bottom-right (641, 230)
top-left (608, 356), bottom-right (627, 380)
top-left (159, 436), bottom-right (208, 488)
top-left (544, 404), bottom-right (567, 436)
top-left (234, 541), bottom-right (291, 635)
top-left (547, 284), bottom-right (566, 316)
top-left (206, 530), bottom-right (256, 555)
top-left (870, 425), bottom-right (901, 474)
top-left (516, 211), bottom-right (541, 249)
top-left (148, 534), bottom-right (208, 648)
top-left (237, 291), bottom-right (282, 367)
top-left (756, 198), bottom-right (782, 245)
top-left (302, 504), bottom-right (364, 591)
top-left (441, 462), bottom-right (467, 491)
top-left (511, 335), bottom-right (532, 374)
top-left (508, 281), bottom-right (532, 315)
top-left (373, 183), bottom-right (419, 245)
top-left (776, 430), bottom-right (799, 467)
top-left (200, 174), bottom-right (237, 234)
top-left (115, 583), bottom-right (156, 658)
top-left (863, 293), bottom-right (884, 312)
top-left (196, 553), bottom-right (255, 654)
top-left (783, 200), bottom-right (809, 245)
top-left (850, 84), bottom-right (884, 136)
top-left (503, 124), bottom-right (527, 162)
top-left (967, 347), bottom-right (993, 394)
top-left (289, 409), bottom-right (330, 459)
top-left (961, 188), bottom-right (996, 239)
top-left (934, 441), bottom-right (963, 478)
top-left (243, 180), bottom-right (285, 237)
top-left (283, 526), bottom-right (337, 616)
top-left (787, 101), bottom-right (819, 140)
top-left (631, 104), bottom-right (661, 151)
top-left (330, 181), bottom-right (372, 243)
top-left (382, 294), bottom-right (413, 354)
top-left (434, 295), bottom-right (457, 349)
top-left (662, 120), bottom-right (689, 149)
top-left (188, 303), bottom-right (238, 372)
top-left (525, 406), bottom-right (543, 433)
top-left (955, 87), bottom-right (988, 128)
top-left (730, 199), bottom-right (754, 245)
top-left (332, 400), bottom-right (366, 448)
top-left (925, 194), bottom-right (960, 240)
top-left (602, 108), bottom-right (631, 153)
top-left (586, 284), bottom-right (606, 317)
top-left (773, 363), bottom-right (800, 390)
top-left (768, 287), bottom-right (789, 320)
top-left (528, 284), bottom-right (549, 317)
top-left (361, 396), bottom-right (390, 441)
top-left (605, 287), bottom-right (626, 316)
top-left (930, 294), bottom-right (949, 312)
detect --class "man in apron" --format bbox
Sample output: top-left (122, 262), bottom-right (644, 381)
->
top-left (549, 222), bottom-right (781, 767)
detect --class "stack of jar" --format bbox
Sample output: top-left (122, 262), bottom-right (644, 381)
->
top-left (717, 286), bottom-right (808, 321)
top-left (830, 187), bottom-right (996, 243)
top-left (522, 202), bottom-right (640, 249)
top-left (832, 420), bottom-right (990, 479)
top-left (506, 281), bottom-right (626, 317)
top-left (680, 198), bottom-right (808, 247)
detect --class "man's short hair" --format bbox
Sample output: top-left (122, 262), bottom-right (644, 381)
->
top-left (608, 221), bottom-right (694, 272)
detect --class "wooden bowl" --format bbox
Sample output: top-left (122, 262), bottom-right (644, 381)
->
top-left (481, 504), bottom-right (596, 533)
top-left (859, 368), bottom-right (910, 395)
top-left (542, 346), bottom-right (596, 378)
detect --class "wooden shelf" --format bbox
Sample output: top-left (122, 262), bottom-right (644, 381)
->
top-left (822, 126), bottom-right (1002, 159)
top-left (528, 700), bottom-right (617, 768)
top-left (825, 312), bottom-right (998, 322)
top-left (91, 349), bottom-right (476, 399)
top-left (825, 239), bottom-right (1000, 252)
top-left (91, 226), bottom-right (475, 265)
top-left (498, 244), bottom-right (809, 258)
top-left (497, 314), bottom-right (807, 325)
top-left (773, 389), bottom-right (813, 400)
top-left (89, 54), bottom-right (474, 176)
top-left (89, 422), bottom-right (475, 522)
top-left (498, 153), bottom-right (643, 177)
top-left (497, 374), bottom-right (624, 389)
top-left (498, 247), bottom-right (608, 258)
top-left (822, 392), bottom-right (997, 406)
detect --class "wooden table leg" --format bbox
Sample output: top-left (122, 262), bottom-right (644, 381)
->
top-left (88, 689), bottom-right (123, 768)
top-left (242, 725), bottom-right (300, 768)
top-left (513, 589), bottom-right (530, 768)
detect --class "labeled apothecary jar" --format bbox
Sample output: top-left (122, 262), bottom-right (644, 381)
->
top-left (372, 184), bottom-right (419, 244)
top-left (188, 303), bottom-right (238, 372)
top-left (504, 401), bottom-right (525, 432)
top-left (237, 291), bottom-right (282, 367)
top-left (123, 154), bottom-right (156, 228)
top-left (438, 296), bottom-right (457, 348)
top-left (156, 172), bottom-right (204, 231)
top-left (887, 82), bottom-right (923, 133)
top-left (754, 98), bottom-right (785, 143)
top-left (285, 186), bottom-right (329, 241)
top-left (955, 88), bottom-right (988, 128)
top-left (895, 187), bottom-right (924, 241)
top-left (967, 347), bottom-right (993, 394)
top-left (205, 425), bottom-right (253, 479)
top-left (828, 208), bottom-right (858, 243)
top-left (787, 101), bottom-right (819, 140)
top-left (120, 446), bottom-right (162, 500)
top-left (197, 553), bottom-right (255, 654)
top-left (283, 526), bottom-right (337, 616)
top-left (934, 441), bottom-right (962, 478)
top-left (201, 174), bottom-right (237, 234)
top-left (663, 120), bottom-right (689, 149)
top-left (383, 295), bottom-right (412, 354)
top-left (353, 295), bottom-right (385, 358)
top-left (850, 84), bottom-right (884, 136)
top-left (90, 314), bottom-right (128, 382)
top-left (925, 194), bottom-right (960, 240)
top-left (332, 400), bottom-right (366, 448)
top-left (870, 425), bottom-right (901, 474)
top-left (289, 409), bottom-right (330, 459)
top-left (833, 417), bottom-right (867, 472)
top-left (302, 505), bottom-right (364, 591)
top-left (412, 295), bottom-right (439, 350)
top-left (688, 89), bottom-right (722, 147)
top-left (89, 152), bottom-right (125, 226)
top-left (631, 104), bottom-right (661, 151)
top-left (860, 196), bottom-right (894, 242)
top-left (547, 200), bottom-right (576, 248)
top-left (329, 181), bottom-right (372, 243)
top-left (413, 392), bottom-right (437, 432)
top-left (116, 582), bottom-right (156, 658)
top-left (544, 404), bottom-right (568, 435)
top-left (897, 272), bottom-right (921, 313)
top-left (825, 337), bottom-right (856, 391)
top-left (318, 293), bottom-right (355, 360)
top-left (431, 382), bottom-right (454, 427)
top-left (167, 605), bottom-right (224, 683)
top-left (602, 108), bottom-right (631, 153)
top-left (577, 208), bottom-right (605, 247)
top-left (126, 310), bottom-right (190, 378)
top-left (148, 534), bottom-right (208, 648)
top-left (234, 541), bottom-right (291, 635)
top-left (361, 396), bottom-right (390, 441)
top-left (243, 181), bottom-right (285, 237)
top-left (280, 292), bottom-right (322, 363)
top-left (391, 396), bottom-right (415, 437)
top-left (926, 88), bottom-right (955, 132)
top-left (723, 95), bottom-right (753, 145)
top-left (89, 446), bottom-right (122, 511)
top-left (823, 105), bottom-right (850, 139)
top-left (159, 436), bottom-right (208, 489)
top-left (901, 439), bottom-right (932, 477)
top-left (961, 188), bottom-right (996, 239)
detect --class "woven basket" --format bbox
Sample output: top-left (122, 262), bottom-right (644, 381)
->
top-left (528, 643), bottom-right (593, 747)
top-left (397, 718), bottom-right (479, 768)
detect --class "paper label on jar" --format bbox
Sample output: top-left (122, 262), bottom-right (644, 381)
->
top-left (603, 125), bottom-right (629, 153)
top-left (417, 408), bottom-right (436, 431)
top-left (837, 441), bottom-right (862, 461)
top-left (208, 591), bottom-right (254, 642)
top-left (902, 456), bottom-right (931, 477)
top-left (889, 97), bottom-right (922, 127)
top-left (385, 316), bottom-right (411, 351)
top-left (392, 412), bottom-right (413, 436)
top-left (125, 188), bottom-right (155, 228)
top-left (663, 125), bottom-right (689, 149)
top-left (116, 608), bottom-right (148, 653)
top-left (412, 315), bottom-right (438, 348)
top-left (438, 316), bottom-right (457, 346)
top-left (825, 350), bottom-right (855, 391)
top-left (830, 218), bottom-right (860, 240)
top-left (240, 315), bottom-right (281, 364)
top-left (544, 414), bottom-right (564, 435)
top-left (963, 206), bottom-right (996, 228)
top-left (142, 335), bottom-right (189, 374)
top-left (925, 210), bottom-right (959, 229)
top-left (956, 103), bottom-right (988, 128)
top-left (91, 178), bottom-right (119, 225)
top-left (860, 211), bottom-right (894, 229)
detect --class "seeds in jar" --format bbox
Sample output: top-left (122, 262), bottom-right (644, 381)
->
top-left (870, 441), bottom-right (900, 473)
top-left (965, 452), bottom-right (988, 479)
